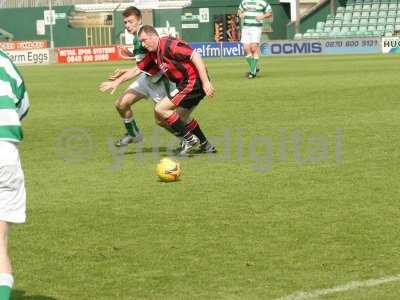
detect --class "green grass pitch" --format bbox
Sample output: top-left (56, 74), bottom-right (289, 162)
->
top-left (11, 54), bottom-right (400, 299)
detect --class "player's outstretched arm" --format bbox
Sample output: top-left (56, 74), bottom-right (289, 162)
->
top-left (99, 67), bottom-right (141, 94)
top-left (108, 68), bottom-right (129, 81)
top-left (191, 51), bottom-right (215, 97)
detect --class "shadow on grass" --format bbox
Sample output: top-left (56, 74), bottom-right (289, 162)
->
top-left (12, 289), bottom-right (57, 300)
top-left (124, 146), bottom-right (174, 155)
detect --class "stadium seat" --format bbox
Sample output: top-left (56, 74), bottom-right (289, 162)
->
top-left (378, 11), bottom-right (388, 17)
top-left (371, 3), bottom-right (380, 11)
top-left (384, 31), bottom-right (394, 36)
top-left (294, 33), bottom-right (303, 39)
top-left (377, 24), bottom-right (386, 30)
top-left (396, 17), bottom-right (400, 23)
top-left (361, 11), bottom-right (370, 18)
top-left (388, 10), bottom-right (397, 17)
top-left (387, 17), bottom-right (396, 23)
top-left (386, 24), bottom-right (395, 30)
top-left (336, 12), bottom-right (344, 19)
top-left (354, 4), bottom-right (363, 11)
top-left (316, 21), bottom-right (325, 29)
top-left (344, 12), bottom-right (353, 20)
top-left (334, 19), bottom-right (342, 26)
top-left (362, 4), bottom-right (371, 10)
top-left (367, 25), bottom-right (377, 31)
top-left (378, 17), bottom-right (387, 24)
top-left (395, 24), bottom-right (400, 30)
top-left (341, 26), bottom-right (350, 33)
top-left (337, 6), bottom-right (345, 13)
top-left (380, 3), bottom-right (389, 10)
top-left (369, 11), bottom-right (378, 17)
top-left (369, 18), bottom-right (378, 24)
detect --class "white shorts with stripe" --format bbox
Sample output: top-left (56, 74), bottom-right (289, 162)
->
top-left (241, 26), bottom-right (263, 44)
top-left (128, 73), bottom-right (176, 104)
top-left (0, 141), bottom-right (26, 224)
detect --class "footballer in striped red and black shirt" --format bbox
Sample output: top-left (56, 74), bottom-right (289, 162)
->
top-left (138, 25), bottom-right (216, 155)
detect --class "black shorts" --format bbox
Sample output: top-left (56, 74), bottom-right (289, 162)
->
top-left (170, 78), bottom-right (205, 109)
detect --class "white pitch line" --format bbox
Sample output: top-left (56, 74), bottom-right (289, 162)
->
top-left (275, 274), bottom-right (400, 300)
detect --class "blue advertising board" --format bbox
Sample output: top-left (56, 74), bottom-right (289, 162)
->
top-left (190, 42), bottom-right (245, 58)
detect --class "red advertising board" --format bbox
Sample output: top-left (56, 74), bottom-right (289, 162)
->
top-left (56, 46), bottom-right (133, 64)
top-left (0, 40), bottom-right (48, 51)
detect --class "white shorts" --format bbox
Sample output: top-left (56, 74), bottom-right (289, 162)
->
top-left (128, 73), bottom-right (176, 104)
top-left (0, 141), bottom-right (26, 224)
top-left (241, 26), bottom-right (262, 44)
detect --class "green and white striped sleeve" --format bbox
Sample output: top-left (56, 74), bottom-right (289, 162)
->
top-left (0, 50), bottom-right (30, 142)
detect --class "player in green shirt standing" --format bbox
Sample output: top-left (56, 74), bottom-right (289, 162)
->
top-left (0, 49), bottom-right (30, 300)
top-left (238, 0), bottom-right (272, 79)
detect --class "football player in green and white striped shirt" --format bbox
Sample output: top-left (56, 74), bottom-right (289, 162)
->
top-left (238, 0), bottom-right (272, 79)
top-left (0, 48), bottom-right (30, 300)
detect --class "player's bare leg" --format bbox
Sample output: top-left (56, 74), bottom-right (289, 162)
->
top-left (0, 221), bottom-right (13, 300)
top-left (114, 89), bottom-right (144, 146)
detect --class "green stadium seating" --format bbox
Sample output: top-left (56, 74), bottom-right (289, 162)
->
top-left (371, 3), bottom-right (380, 11)
top-left (325, 19), bottom-right (334, 26)
top-left (378, 10), bottom-right (388, 17)
top-left (336, 12), bottom-right (344, 19)
top-left (334, 19), bottom-right (343, 26)
top-left (386, 24), bottom-right (395, 30)
top-left (369, 11), bottom-right (378, 17)
top-left (361, 11), bottom-right (370, 18)
top-left (346, 5), bottom-right (354, 11)
top-left (377, 24), bottom-right (386, 30)
top-left (362, 4), bottom-right (371, 10)
top-left (294, 33), bottom-right (303, 39)
top-left (378, 17), bottom-right (387, 23)
top-left (337, 6), bottom-right (345, 13)
top-left (387, 17), bottom-right (396, 23)
top-left (380, 3), bottom-right (389, 10)
top-left (316, 21), bottom-right (325, 29)
top-left (298, 0), bottom-right (400, 40)
top-left (344, 12), bottom-right (353, 20)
